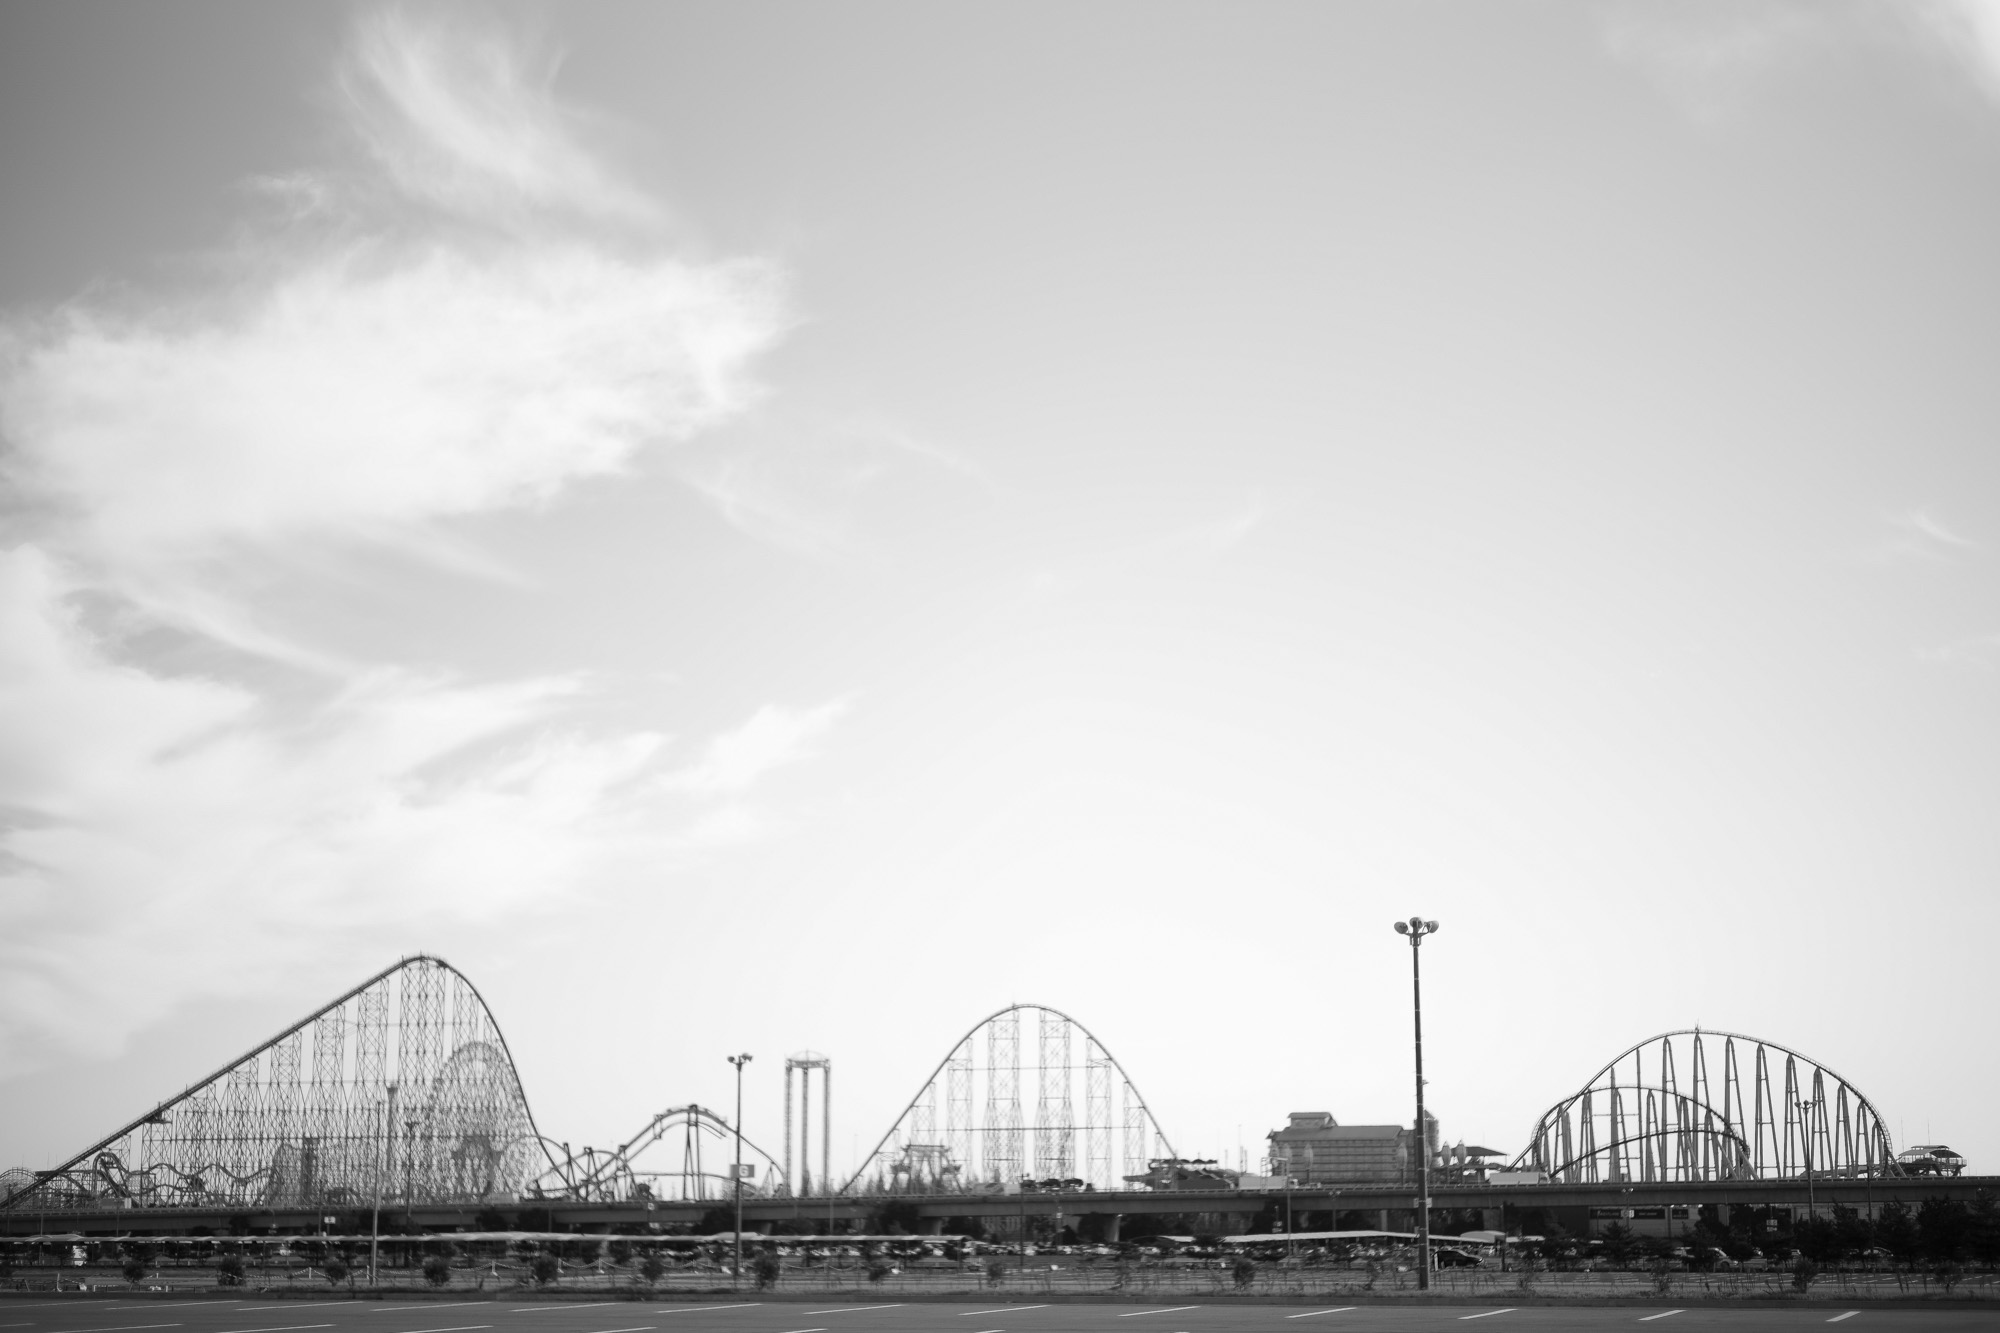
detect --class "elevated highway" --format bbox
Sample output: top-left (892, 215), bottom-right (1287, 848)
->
top-left (6, 1176), bottom-right (1993, 1239)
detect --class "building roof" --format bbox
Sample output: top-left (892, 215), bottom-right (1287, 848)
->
top-left (1270, 1122), bottom-right (1406, 1142)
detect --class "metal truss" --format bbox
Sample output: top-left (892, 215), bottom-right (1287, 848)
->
top-left (0, 956), bottom-right (545, 1214)
top-left (843, 1003), bottom-right (1176, 1195)
top-left (528, 1104), bottom-right (786, 1204)
top-left (783, 1053), bottom-right (831, 1198)
top-left (1512, 1028), bottom-right (1901, 1184)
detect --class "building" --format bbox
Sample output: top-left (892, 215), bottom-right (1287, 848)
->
top-left (1265, 1110), bottom-right (1440, 1185)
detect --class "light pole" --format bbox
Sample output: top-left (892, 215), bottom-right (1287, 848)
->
top-left (371, 1083), bottom-right (397, 1287)
top-left (1394, 916), bottom-right (1440, 1291)
top-left (728, 1054), bottom-right (753, 1289)
top-left (1797, 1093), bottom-right (1823, 1224)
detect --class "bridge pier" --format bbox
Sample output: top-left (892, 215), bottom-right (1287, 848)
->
top-left (1105, 1213), bottom-right (1121, 1243)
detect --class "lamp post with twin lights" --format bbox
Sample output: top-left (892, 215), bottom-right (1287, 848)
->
top-left (1394, 916), bottom-right (1440, 1290)
top-left (728, 1053), bottom-right (753, 1288)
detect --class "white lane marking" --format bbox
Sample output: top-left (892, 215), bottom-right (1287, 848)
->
top-left (237, 1306), bottom-right (351, 1313)
top-left (103, 1308), bottom-right (239, 1312)
top-left (1639, 1315), bottom-right (1683, 1324)
top-left (648, 1308), bottom-right (762, 1316)
top-left (220, 1324), bottom-right (336, 1333)
top-left (1827, 1317), bottom-right (1859, 1325)
top-left (779, 1328), bottom-right (827, 1333)
top-left (959, 1309), bottom-right (1050, 1318)
top-left (803, 1308), bottom-right (903, 1316)
top-left (1459, 1314), bottom-right (1516, 1323)
top-left (370, 1308), bottom-right (487, 1316)
top-left (391, 1326), bottom-right (493, 1333)
top-left (508, 1306), bottom-right (622, 1314)
top-left (577, 1327), bottom-right (653, 1333)
top-left (1119, 1310), bottom-right (1200, 1319)
top-left (41, 1326), bottom-right (183, 1333)
top-left (1287, 1312), bottom-right (1357, 1320)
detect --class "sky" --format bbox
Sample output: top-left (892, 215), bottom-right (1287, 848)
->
top-left (3, 0), bottom-right (2000, 1186)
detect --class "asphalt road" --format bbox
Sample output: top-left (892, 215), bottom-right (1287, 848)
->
top-left (2, 1297), bottom-right (1996, 1333)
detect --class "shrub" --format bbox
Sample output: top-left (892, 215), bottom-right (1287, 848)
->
top-left (1231, 1257), bottom-right (1257, 1290)
top-left (216, 1254), bottom-right (246, 1287)
top-left (423, 1255), bottom-right (451, 1287)
top-left (122, 1258), bottom-right (148, 1286)
top-left (638, 1252), bottom-right (666, 1285)
top-left (985, 1259), bottom-right (1007, 1286)
top-left (866, 1259), bottom-right (893, 1284)
top-left (1791, 1256), bottom-right (1818, 1294)
top-left (753, 1252), bottom-right (781, 1289)
top-left (531, 1254), bottom-right (560, 1286)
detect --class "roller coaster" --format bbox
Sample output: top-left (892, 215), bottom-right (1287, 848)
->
top-left (0, 956), bottom-right (1934, 1216)
top-left (1509, 1028), bottom-right (1901, 1183)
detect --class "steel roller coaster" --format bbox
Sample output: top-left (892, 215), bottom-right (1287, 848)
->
top-left (5, 958), bottom-right (1927, 1215)
top-left (1510, 1028), bottom-right (1903, 1183)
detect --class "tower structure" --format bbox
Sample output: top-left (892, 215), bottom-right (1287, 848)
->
top-left (784, 1052), bottom-right (831, 1196)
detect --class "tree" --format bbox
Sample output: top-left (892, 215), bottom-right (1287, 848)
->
top-left (639, 1252), bottom-right (666, 1285)
top-left (423, 1255), bottom-right (451, 1287)
top-left (122, 1257), bottom-right (148, 1287)
top-left (1917, 1197), bottom-right (1971, 1264)
top-left (531, 1254), bottom-right (560, 1286)
top-left (1598, 1223), bottom-right (1640, 1267)
top-left (753, 1252), bottom-right (781, 1289)
top-left (1232, 1257), bottom-right (1257, 1290)
top-left (324, 1258), bottom-right (350, 1288)
top-left (1833, 1205), bottom-right (1873, 1261)
top-left (1794, 1214), bottom-right (1841, 1265)
top-left (1969, 1192), bottom-right (2000, 1266)
top-left (872, 1199), bottom-right (922, 1235)
top-left (1875, 1203), bottom-right (1919, 1266)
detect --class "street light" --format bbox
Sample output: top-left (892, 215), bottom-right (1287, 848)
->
top-left (1393, 916), bottom-right (1440, 1291)
top-left (728, 1054), bottom-right (753, 1289)
top-left (1797, 1092), bottom-right (1824, 1223)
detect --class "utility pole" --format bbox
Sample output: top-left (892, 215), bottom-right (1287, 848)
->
top-left (1394, 917), bottom-right (1440, 1291)
top-left (371, 1083), bottom-right (397, 1287)
top-left (728, 1054), bottom-right (753, 1289)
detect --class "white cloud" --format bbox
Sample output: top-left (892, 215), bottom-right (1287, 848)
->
top-left (342, 9), bottom-right (658, 226)
top-left (1924, 0), bottom-right (2000, 99)
top-left (1602, 0), bottom-right (2000, 120)
top-left (0, 545), bottom-right (834, 1072)
top-left (665, 701), bottom-right (848, 796)
top-left (1865, 508), bottom-right (1979, 565)
top-left (0, 9), bottom-right (831, 1075)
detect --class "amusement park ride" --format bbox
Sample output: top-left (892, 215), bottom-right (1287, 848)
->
top-left (0, 954), bottom-right (1967, 1220)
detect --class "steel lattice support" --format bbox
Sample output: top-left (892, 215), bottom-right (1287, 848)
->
top-left (843, 1003), bottom-right (1178, 1195)
top-left (0, 956), bottom-right (545, 1214)
top-left (1514, 1027), bottom-right (1901, 1184)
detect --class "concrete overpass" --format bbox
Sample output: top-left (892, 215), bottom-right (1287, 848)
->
top-left (6, 1176), bottom-right (1992, 1240)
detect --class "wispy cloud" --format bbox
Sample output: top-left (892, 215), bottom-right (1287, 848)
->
top-left (1918, 631), bottom-right (2000, 669)
top-left (1602, 0), bottom-right (2000, 121)
top-left (0, 9), bottom-right (827, 1074)
top-left (1866, 508), bottom-right (1980, 566)
top-left (341, 9), bottom-right (659, 226)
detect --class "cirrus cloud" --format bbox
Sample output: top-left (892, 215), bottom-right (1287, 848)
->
top-left (0, 8), bottom-right (833, 1077)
